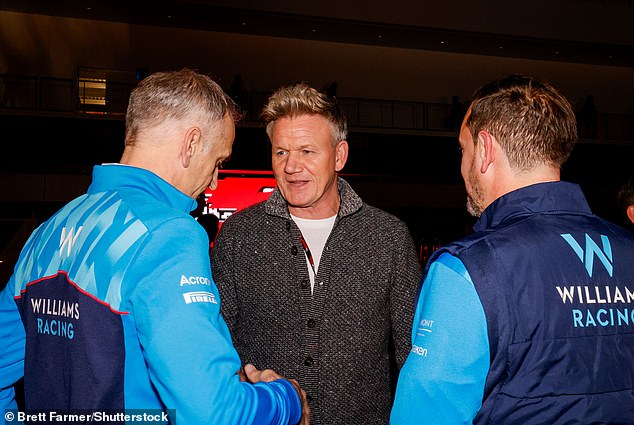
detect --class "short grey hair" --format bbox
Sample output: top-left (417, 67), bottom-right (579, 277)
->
top-left (125, 69), bottom-right (237, 146)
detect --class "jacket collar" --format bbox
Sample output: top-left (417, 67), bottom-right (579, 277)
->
top-left (474, 181), bottom-right (592, 232)
top-left (89, 164), bottom-right (198, 213)
top-left (265, 177), bottom-right (363, 220)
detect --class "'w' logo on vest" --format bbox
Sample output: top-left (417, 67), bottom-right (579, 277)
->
top-left (560, 233), bottom-right (613, 277)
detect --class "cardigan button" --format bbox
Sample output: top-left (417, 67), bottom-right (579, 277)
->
top-left (307, 319), bottom-right (316, 328)
top-left (291, 245), bottom-right (298, 255)
top-left (300, 279), bottom-right (309, 289)
top-left (286, 221), bottom-right (291, 230)
top-left (304, 356), bottom-right (314, 366)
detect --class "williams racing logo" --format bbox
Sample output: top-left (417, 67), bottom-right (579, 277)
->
top-left (558, 232), bottom-right (633, 329)
top-left (560, 233), bottom-right (613, 277)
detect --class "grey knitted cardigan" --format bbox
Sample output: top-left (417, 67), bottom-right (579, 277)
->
top-left (212, 178), bottom-right (422, 425)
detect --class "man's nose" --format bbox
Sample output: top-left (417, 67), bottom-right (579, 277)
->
top-left (284, 151), bottom-right (302, 174)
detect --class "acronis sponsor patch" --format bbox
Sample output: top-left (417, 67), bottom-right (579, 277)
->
top-left (180, 275), bottom-right (212, 286)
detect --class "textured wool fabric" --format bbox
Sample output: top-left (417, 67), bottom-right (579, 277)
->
top-left (212, 178), bottom-right (422, 425)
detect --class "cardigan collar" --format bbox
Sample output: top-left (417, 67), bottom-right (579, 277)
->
top-left (265, 177), bottom-right (363, 220)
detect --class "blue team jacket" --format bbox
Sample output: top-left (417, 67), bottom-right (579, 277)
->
top-left (430, 182), bottom-right (634, 424)
top-left (0, 164), bottom-right (300, 425)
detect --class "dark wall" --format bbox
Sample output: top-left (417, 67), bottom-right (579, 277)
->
top-left (1, 114), bottom-right (124, 173)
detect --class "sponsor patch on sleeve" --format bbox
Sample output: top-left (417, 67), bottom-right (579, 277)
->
top-left (182, 291), bottom-right (217, 305)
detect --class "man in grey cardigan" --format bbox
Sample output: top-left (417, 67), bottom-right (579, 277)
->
top-left (212, 83), bottom-right (421, 425)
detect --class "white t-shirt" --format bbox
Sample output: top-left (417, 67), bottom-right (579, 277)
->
top-left (290, 214), bottom-right (337, 294)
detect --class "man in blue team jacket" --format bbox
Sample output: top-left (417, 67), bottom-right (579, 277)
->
top-left (392, 75), bottom-right (634, 424)
top-left (0, 69), bottom-right (308, 425)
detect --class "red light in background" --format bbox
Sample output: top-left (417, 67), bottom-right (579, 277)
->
top-left (202, 172), bottom-right (277, 227)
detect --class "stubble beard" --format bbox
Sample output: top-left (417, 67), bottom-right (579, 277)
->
top-left (466, 166), bottom-right (486, 218)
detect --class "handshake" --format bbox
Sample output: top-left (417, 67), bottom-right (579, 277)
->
top-left (240, 364), bottom-right (311, 425)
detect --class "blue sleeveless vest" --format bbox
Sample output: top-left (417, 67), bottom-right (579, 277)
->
top-left (425, 182), bottom-right (634, 424)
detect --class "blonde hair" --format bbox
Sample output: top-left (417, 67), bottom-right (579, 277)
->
top-left (261, 82), bottom-right (347, 144)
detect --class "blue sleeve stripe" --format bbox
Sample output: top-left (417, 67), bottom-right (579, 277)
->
top-left (253, 379), bottom-right (302, 425)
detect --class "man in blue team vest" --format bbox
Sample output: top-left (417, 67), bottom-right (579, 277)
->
top-left (391, 75), bottom-right (634, 424)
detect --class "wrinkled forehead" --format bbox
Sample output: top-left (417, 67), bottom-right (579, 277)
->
top-left (269, 113), bottom-right (339, 145)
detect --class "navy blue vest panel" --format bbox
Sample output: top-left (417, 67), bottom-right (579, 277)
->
top-left (15, 272), bottom-right (125, 413)
top-left (425, 182), bottom-right (634, 424)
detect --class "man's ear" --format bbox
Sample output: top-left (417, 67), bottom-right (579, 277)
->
top-left (477, 130), bottom-right (496, 174)
top-left (334, 140), bottom-right (349, 172)
top-left (626, 204), bottom-right (634, 225)
top-left (180, 127), bottom-right (201, 168)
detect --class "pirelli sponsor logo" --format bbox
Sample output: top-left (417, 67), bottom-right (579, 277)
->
top-left (182, 291), bottom-right (217, 305)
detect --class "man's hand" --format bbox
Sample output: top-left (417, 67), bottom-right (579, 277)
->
top-left (237, 367), bottom-right (247, 382)
top-left (244, 364), bottom-right (310, 425)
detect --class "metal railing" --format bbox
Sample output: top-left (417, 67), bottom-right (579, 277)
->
top-left (1, 74), bottom-right (632, 141)
top-left (0, 74), bottom-right (464, 134)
